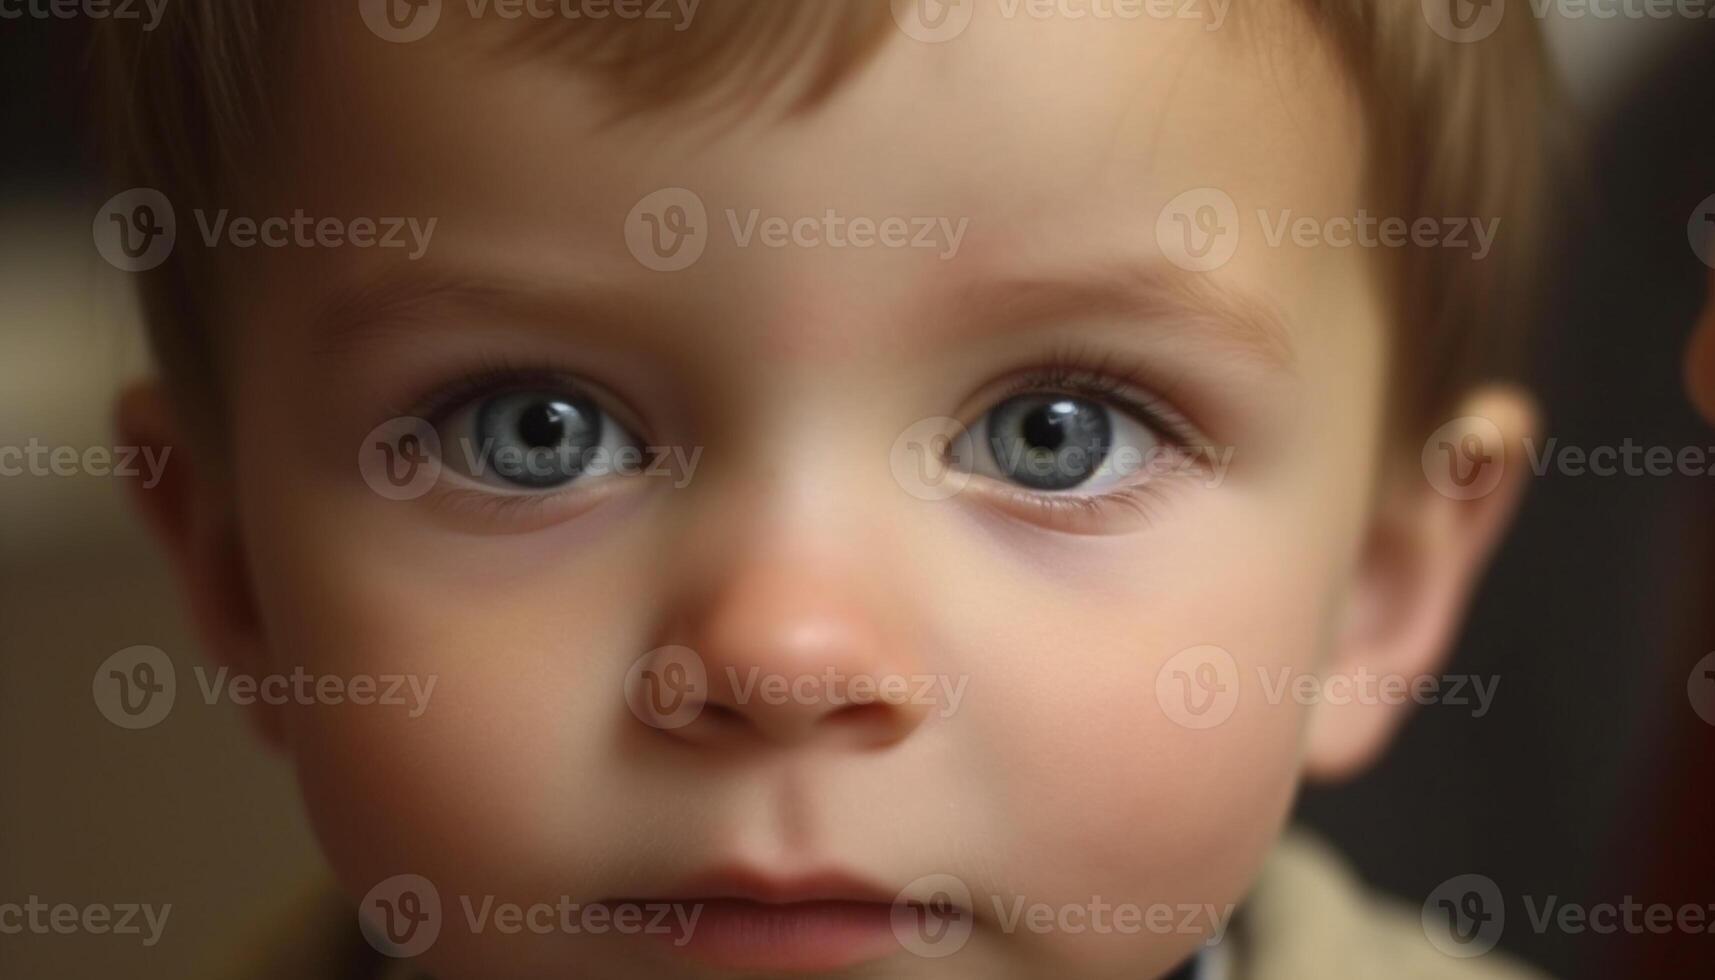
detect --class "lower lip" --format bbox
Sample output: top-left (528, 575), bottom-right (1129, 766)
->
top-left (646, 899), bottom-right (903, 971)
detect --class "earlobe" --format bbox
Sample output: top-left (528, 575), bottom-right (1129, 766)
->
top-left (115, 382), bottom-right (285, 749)
top-left (1302, 386), bottom-right (1538, 782)
top-left (1686, 271), bottom-right (1715, 427)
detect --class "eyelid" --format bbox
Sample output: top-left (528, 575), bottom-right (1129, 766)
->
top-left (969, 356), bottom-right (1203, 449)
top-left (413, 474), bottom-right (640, 535)
top-left (966, 467), bottom-right (1203, 536)
top-left (401, 363), bottom-right (654, 447)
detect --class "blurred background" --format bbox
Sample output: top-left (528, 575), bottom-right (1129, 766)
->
top-left (2, 9), bottom-right (1712, 980)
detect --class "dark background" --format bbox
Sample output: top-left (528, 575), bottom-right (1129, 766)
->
top-left (3, 14), bottom-right (1712, 980)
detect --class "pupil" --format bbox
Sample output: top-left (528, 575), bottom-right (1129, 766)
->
top-left (986, 394), bottom-right (1112, 492)
top-left (478, 391), bottom-right (604, 489)
top-left (1022, 402), bottom-right (1075, 450)
top-left (517, 402), bottom-right (568, 449)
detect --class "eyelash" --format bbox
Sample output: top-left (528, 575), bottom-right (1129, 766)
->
top-left (970, 346), bottom-right (1211, 531)
top-left (990, 348), bottom-right (1201, 449)
top-left (391, 348), bottom-right (1210, 532)
top-left (401, 360), bottom-right (606, 431)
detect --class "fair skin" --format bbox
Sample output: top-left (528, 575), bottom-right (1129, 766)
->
top-left (120, 5), bottom-right (1532, 979)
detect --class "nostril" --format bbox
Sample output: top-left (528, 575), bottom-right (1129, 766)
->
top-left (700, 702), bottom-right (747, 731)
top-left (823, 701), bottom-right (903, 734)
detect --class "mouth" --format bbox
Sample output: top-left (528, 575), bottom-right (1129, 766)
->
top-left (611, 867), bottom-right (915, 972)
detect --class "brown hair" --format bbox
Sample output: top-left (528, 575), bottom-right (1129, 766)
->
top-left (95, 0), bottom-right (1558, 449)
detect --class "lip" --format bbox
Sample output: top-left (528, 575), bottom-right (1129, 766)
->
top-left (616, 867), bottom-right (909, 972)
top-left (663, 867), bottom-right (899, 905)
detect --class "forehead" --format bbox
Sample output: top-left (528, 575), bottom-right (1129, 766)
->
top-left (264, 5), bottom-right (1370, 369)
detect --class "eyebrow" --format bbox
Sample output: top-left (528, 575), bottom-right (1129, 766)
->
top-left (309, 260), bottom-right (1298, 375)
top-left (308, 267), bottom-right (654, 365)
top-left (952, 263), bottom-right (1298, 374)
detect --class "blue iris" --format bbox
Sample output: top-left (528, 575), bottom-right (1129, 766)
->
top-left (985, 394), bottom-right (1112, 491)
top-left (475, 391), bottom-right (604, 489)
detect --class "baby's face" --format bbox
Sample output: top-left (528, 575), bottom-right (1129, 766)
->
top-left (215, 7), bottom-right (1385, 979)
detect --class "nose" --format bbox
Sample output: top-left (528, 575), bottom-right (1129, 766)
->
top-left (643, 556), bottom-right (933, 750)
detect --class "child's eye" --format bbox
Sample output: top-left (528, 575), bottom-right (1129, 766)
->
top-left (960, 392), bottom-right (1166, 494)
top-left (435, 387), bottom-right (642, 491)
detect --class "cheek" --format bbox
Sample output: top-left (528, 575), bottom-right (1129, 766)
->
top-left (944, 507), bottom-right (1340, 962)
top-left (237, 480), bottom-right (663, 906)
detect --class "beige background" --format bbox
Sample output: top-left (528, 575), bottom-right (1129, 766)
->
top-left (1, 201), bottom-right (321, 980)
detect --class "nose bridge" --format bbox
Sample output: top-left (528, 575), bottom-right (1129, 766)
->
top-left (632, 366), bottom-right (942, 747)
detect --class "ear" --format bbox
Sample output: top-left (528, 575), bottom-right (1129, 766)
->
top-left (1302, 386), bottom-right (1537, 782)
top-left (1686, 270), bottom-right (1715, 427)
top-left (115, 382), bottom-right (285, 749)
